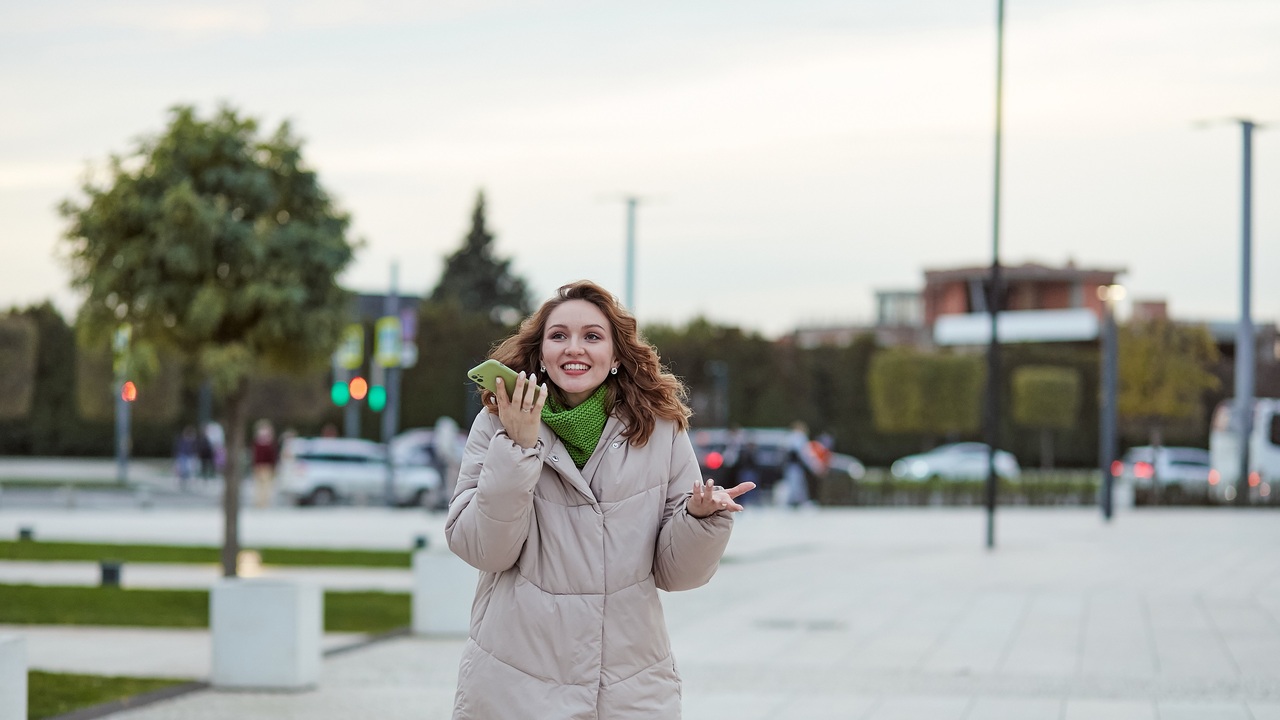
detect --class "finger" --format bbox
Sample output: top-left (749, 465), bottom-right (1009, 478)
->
top-left (533, 383), bottom-right (548, 413)
top-left (494, 377), bottom-right (510, 411)
top-left (725, 482), bottom-right (756, 498)
top-left (524, 373), bottom-right (539, 409)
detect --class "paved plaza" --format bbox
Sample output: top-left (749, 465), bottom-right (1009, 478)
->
top-left (2, 504), bottom-right (1280, 719)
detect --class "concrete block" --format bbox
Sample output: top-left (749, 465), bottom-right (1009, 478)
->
top-left (0, 635), bottom-right (26, 720)
top-left (210, 579), bottom-right (322, 690)
top-left (412, 550), bottom-right (476, 636)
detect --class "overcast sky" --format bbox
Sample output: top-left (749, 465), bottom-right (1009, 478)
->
top-left (3, 0), bottom-right (1278, 337)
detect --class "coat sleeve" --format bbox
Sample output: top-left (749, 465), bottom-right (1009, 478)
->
top-left (445, 411), bottom-right (544, 573)
top-left (653, 426), bottom-right (734, 592)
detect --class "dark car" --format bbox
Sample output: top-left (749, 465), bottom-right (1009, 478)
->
top-left (689, 427), bottom-right (865, 494)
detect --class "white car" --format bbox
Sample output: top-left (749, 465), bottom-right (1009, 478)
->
top-left (890, 442), bottom-right (1020, 482)
top-left (1113, 445), bottom-right (1211, 503)
top-left (278, 436), bottom-right (442, 507)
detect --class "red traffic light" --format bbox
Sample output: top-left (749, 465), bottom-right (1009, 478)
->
top-left (349, 376), bottom-right (369, 401)
top-left (121, 381), bottom-right (138, 403)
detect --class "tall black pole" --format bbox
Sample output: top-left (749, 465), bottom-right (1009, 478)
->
top-left (984, 0), bottom-right (1006, 550)
top-left (1099, 293), bottom-right (1118, 521)
top-left (1234, 120), bottom-right (1255, 506)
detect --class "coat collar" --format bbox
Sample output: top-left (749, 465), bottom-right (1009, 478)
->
top-left (540, 416), bottom-right (627, 505)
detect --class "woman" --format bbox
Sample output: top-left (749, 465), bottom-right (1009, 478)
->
top-left (446, 280), bottom-right (754, 719)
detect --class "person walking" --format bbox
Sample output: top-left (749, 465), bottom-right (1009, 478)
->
top-left (446, 280), bottom-right (754, 719)
top-left (780, 420), bottom-right (819, 508)
top-left (251, 419), bottom-right (277, 508)
top-left (204, 420), bottom-right (226, 480)
top-left (173, 425), bottom-right (198, 489)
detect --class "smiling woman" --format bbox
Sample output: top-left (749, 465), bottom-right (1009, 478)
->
top-left (444, 280), bottom-right (755, 719)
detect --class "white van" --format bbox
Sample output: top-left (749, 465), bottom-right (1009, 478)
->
top-left (1208, 398), bottom-right (1280, 504)
top-left (278, 436), bottom-right (442, 507)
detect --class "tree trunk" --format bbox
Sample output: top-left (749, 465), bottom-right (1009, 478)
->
top-left (220, 380), bottom-right (249, 577)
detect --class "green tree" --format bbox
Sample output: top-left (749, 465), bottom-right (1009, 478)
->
top-left (0, 313), bottom-right (37, 420)
top-left (429, 191), bottom-right (531, 324)
top-left (1012, 365), bottom-right (1081, 469)
top-left (59, 105), bottom-right (357, 576)
top-left (1117, 319), bottom-right (1220, 450)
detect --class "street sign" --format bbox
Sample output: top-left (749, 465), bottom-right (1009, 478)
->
top-left (338, 324), bottom-right (363, 370)
top-left (375, 316), bottom-right (402, 368)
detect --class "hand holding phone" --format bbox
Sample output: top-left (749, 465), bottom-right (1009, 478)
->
top-left (468, 359), bottom-right (546, 448)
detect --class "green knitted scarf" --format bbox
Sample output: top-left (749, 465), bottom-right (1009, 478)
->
top-left (541, 384), bottom-right (609, 469)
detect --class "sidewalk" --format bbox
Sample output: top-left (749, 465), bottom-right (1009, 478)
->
top-left (4, 506), bottom-right (1280, 719)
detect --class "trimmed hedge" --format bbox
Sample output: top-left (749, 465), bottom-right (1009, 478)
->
top-left (818, 468), bottom-right (1100, 507)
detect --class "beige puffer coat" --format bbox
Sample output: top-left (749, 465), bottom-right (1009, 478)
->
top-left (445, 410), bottom-right (733, 719)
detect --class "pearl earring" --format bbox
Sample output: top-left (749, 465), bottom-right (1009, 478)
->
top-left (610, 366), bottom-right (618, 375)
top-left (540, 363), bottom-right (545, 372)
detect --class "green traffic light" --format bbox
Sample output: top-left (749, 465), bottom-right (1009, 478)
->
top-left (368, 385), bottom-right (387, 412)
top-left (331, 381), bottom-right (350, 406)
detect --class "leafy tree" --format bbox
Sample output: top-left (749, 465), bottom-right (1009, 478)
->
top-left (429, 191), bottom-right (531, 324)
top-left (0, 313), bottom-right (37, 420)
top-left (868, 349), bottom-right (984, 442)
top-left (59, 105), bottom-right (357, 576)
top-left (1117, 319), bottom-right (1220, 450)
top-left (1012, 365), bottom-right (1081, 469)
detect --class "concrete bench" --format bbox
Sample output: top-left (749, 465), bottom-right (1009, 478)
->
top-left (412, 550), bottom-right (476, 636)
top-left (210, 579), bottom-right (321, 690)
top-left (0, 635), bottom-right (25, 720)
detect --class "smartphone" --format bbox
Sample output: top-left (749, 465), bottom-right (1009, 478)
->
top-left (466, 359), bottom-right (541, 401)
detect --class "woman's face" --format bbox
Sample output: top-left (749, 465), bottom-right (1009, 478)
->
top-left (540, 299), bottom-right (617, 407)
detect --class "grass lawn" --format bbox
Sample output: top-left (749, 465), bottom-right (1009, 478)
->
top-left (0, 585), bottom-right (410, 634)
top-left (0, 540), bottom-right (412, 568)
top-left (27, 670), bottom-right (186, 720)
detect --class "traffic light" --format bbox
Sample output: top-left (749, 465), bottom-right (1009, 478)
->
top-left (349, 376), bottom-right (369, 401)
top-left (330, 381), bottom-right (350, 406)
top-left (368, 385), bottom-right (387, 412)
top-left (120, 381), bottom-right (138, 403)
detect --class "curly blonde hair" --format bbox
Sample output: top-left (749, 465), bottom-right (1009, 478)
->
top-left (483, 280), bottom-right (690, 446)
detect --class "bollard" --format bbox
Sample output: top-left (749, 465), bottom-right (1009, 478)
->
top-left (0, 635), bottom-right (26, 720)
top-left (412, 550), bottom-right (476, 636)
top-left (100, 560), bottom-right (122, 587)
top-left (211, 579), bottom-right (322, 690)
top-left (16, 527), bottom-right (33, 542)
top-left (413, 535), bottom-right (429, 550)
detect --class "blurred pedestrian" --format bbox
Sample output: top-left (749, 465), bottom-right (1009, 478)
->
top-left (173, 425), bottom-right (198, 488)
top-left (780, 420), bottom-right (819, 508)
top-left (446, 280), bottom-right (753, 718)
top-left (727, 430), bottom-right (762, 506)
top-left (432, 415), bottom-right (461, 511)
top-left (204, 420), bottom-right (226, 478)
top-left (251, 419), bottom-right (277, 508)
top-left (196, 425), bottom-right (215, 481)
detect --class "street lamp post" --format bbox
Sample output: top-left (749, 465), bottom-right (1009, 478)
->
top-left (984, 0), bottom-right (1007, 550)
top-left (624, 196), bottom-right (638, 311)
top-left (1233, 120), bottom-right (1256, 507)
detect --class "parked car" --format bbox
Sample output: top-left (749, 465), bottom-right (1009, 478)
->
top-left (1112, 445), bottom-right (1211, 504)
top-left (689, 427), bottom-right (866, 486)
top-left (278, 436), bottom-right (443, 507)
top-left (889, 443), bottom-right (1020, 482)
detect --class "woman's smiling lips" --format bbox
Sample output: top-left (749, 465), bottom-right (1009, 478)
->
top-left (561, 362), bottom-right (590, 375)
